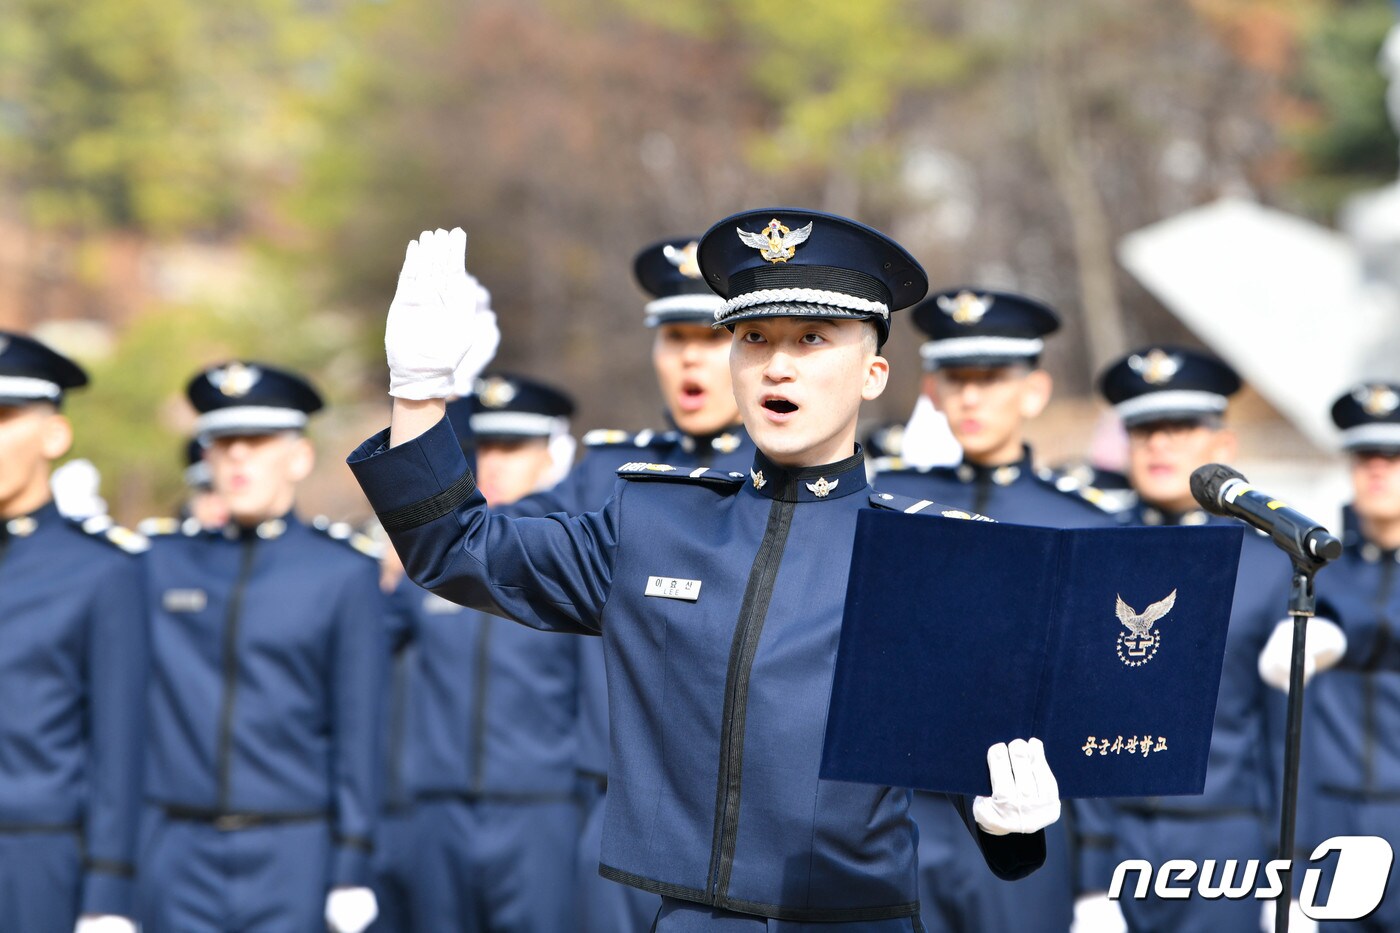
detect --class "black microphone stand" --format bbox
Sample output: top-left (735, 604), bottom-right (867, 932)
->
top-left (1273, 555), bottom-right (1327, 933)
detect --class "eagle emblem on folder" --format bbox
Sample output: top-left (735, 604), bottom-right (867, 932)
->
top-left (1115, 589), bottom-right (1176, 667)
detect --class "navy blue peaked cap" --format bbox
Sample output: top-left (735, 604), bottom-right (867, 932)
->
top-left (1098, 346), bottom-right (1241, 428)
top-left (187, 361), bottom-right (324, 438)
top-left (448, 372), bottom-right (575, 442)
top-left (0, 331), bottom-right (88, 405)
top-left (1331, 382), bottom-right (1400, 453)
top-left (912, 288), bottom-right (1060, 370)
top-left (633, 238), bottom-right (724, 327)
top-left (697, 208), bottom-right (928, 344)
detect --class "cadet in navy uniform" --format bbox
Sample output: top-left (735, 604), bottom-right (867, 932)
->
top-left (1074, 348), bottom-right (1292, 933)
top-left (139, 362), bottom-right (384, 933)
top-left (348, 220), bottom-right (1062, 930)
top-left (1257, 383), bottom-right (1400, 931)
top-left (0, 332), bottom-right (147, 933)
top-left (508, 237), bottom-right (753, 933)
top-left (380, 376), bottom-right (583, 931)
top-left (873, 290), bottom-right (1118, 933)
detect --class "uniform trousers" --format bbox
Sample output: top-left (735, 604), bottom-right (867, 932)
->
top-left (0, 828), bottom-right (83, 933)
top-left (138, 810), bottom-right (331, 933)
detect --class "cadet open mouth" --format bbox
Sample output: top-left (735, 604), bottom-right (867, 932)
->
top-left (763, 398), bottom-right (798, 414)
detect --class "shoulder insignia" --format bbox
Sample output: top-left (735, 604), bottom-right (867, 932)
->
top-left (869, 455), bottom-right (906, 473)
top-left (78, 519), bottom-right (150, 554)
top-left (138, 517), bottom-right (182, 536)
top-left (617, 463), bottom-right (745, 489)
top-left (869, 491), bottom-right (995, 521)
top-left (583, 428), bottom-right (636, 448)
top-left (1031, 470), bottom-right (1123, 515)
top-left (310, 517), bottom-right (384, 560)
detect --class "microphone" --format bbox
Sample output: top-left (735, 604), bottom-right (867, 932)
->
top-left (1190, 464), bottom-right (1342, 566)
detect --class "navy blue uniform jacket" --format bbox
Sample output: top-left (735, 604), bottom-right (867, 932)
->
top-left (349, 416), bottom-right (1044, 922)
top-left (0, 502), bottom-right (147, 915)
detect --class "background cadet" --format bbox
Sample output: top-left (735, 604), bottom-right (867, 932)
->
top-left (873, 289), bottom-right (1118, 933)
top-left (348, 219), bottom-right (1061, 931)
top-left (1256, 383), bottom-right (1400, 932)
top-left (0, 331), bottom-right (147, 933)
top-left (378, 376), bottom-right (582, 932)
top-left (504, 237), bottom-right (752, 933)
top-left (139, 362), bottom-right (385, 933)
top-left (1073, 348), bottom-right (1293, 933)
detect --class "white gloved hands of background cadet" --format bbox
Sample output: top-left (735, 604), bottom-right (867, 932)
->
top-left (385, 226), bottom-right (482, 400)
top-left (973, 737), bottom-right (1062, 836)
top-left (1258, 617), bottom-right (1346, 692)
top-left (1070, 893), bottom-right (1128, 933)
top-left (72, 916), bottom-right (137, 933)
top-left (325, 886), bottom-right (378, 933)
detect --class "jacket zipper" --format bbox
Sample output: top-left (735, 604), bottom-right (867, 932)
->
top-left (470, 616), bottom-right (493, 793)
top-left (215, 534), bottom-right (258, 811)
top-left (972, 470), bottom-right (991, 516)
top-left (706, 489), bottom-right (796, 902)
top-left (1364, 558), bottom-right (1396, 790)
top-left (386, 644), bottom-right (412, 808)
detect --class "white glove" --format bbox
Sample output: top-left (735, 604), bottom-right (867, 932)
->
top-left (385, 227), bottom-right (482, 400)
top-left (973, 737), bottom-right (1062, 835)
top-left (1260, 898), bottom-right (1318, 933)
top-left (73, 917), bottom-right (137, 933)
top-left (325, 886), bottom-right (378, 933)
top-left (540, 429), bottom-right (577, 491)
top-left (1070, 893), bottom-right (1127, 933)
top-left (450, 278), bottom-right (500, 397)
top-left (51, 458), bottom-right (108, 520)
top-left (1259, 618), bottom-right (1347, 692)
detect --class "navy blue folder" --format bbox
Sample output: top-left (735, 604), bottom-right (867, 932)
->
top-left (821, 512), bottom-right (1245, 798)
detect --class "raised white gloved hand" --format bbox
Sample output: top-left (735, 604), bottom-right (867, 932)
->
top-left (450, 276), bottom-right (500, 397)
top-left (1070, 893), bottom-right (1127, 933)
top-left (1260, 898), bottom-right (1319, 933)
top-left (1258, 618), bottom-right (1347, 692)
top-left (73, 916), bottom-right (137, 933)
top-left (325, 886), bottom-right (378, 933)
top-left (973, 737), bottom-right (1062, 835)
top-left (385, 227), bottom-right (484, 400)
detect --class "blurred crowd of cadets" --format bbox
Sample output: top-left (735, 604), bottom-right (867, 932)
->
top-left (2, 0), bottom-right (1397, 523)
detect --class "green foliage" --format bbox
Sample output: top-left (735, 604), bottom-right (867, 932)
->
top-left (0, 0), bottom-right (354, 234)
top-left (1287, 1), bottom-right (1399, 212)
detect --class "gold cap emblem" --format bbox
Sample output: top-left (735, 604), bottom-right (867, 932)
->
top-left (736, 218), bottom-right (813, 264)
top-left (476, 376), bottom-right (517, 409)
top-left (1354, 384), bottom-right (1400, 418)
top-left (936, 291), bottom-right (993, 325)
top-left (663, 241), bottom-right (702, 279)
top-left (1127, 349), bottom-right (1181, 386)
top-left (209, 362), bottom-right (261, 398)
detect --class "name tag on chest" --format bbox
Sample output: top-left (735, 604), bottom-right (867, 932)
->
top-left (645, 576), bottom-right (702, 602)
top-left (163, 589), bottom-right (207, 613)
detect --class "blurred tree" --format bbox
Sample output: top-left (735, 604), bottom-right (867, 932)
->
top-left (1282, 0), bottom-right (1399, 215)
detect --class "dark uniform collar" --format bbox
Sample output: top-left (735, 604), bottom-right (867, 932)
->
top-left (953, 445), bottom-right (1033, 486)
top-left (1342, 508), bottom-right (1400, 564)
top-left (1, 499), bottom-right (60, 539)
top-left (1136, 502), bottom-right (1212, 527)
top-left (222, 510), bottom-right (298, 541)
top-left (678, 423), bottom-right (750, 456)
top-left (747, 446), bottom-right (867, 502)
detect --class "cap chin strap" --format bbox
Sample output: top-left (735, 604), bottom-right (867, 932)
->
top-left (194, 406), bottom-right (308, 436)
top-left (920, 336), bottom-right (1045, 366)
top-left (715, 288), bottom-right (889, 323)
top-left (1341, 423), bottom-right (1400, 451)
top-left (0, 375), bottom-right (61, 400)
top-left (644, 294), bottom-right (725, 326)
top-left (1113, 390), bottom-right (1228, 425)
